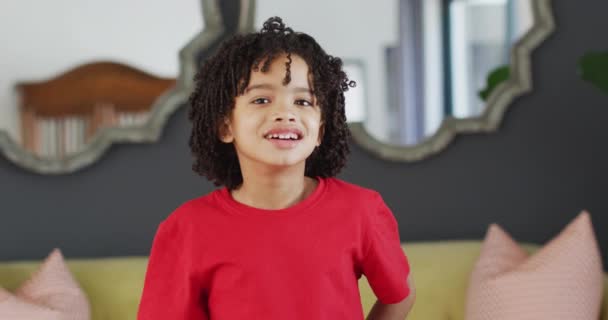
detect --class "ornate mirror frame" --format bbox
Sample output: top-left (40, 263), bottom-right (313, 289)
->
top-left (0, 0), bottom-right (225, 174)
top-left (347, 0), bottom-right (556, 161)
top-left (0, 0), bottom-right (555, 173)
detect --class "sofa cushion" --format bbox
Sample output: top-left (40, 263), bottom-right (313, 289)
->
top-left (0, 248), bottom-right (90, 320)
top-left (465, 211), bottom-right (604, 320)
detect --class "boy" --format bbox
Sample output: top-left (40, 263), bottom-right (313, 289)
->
top-left (138, 16), bottom-right (415, 320)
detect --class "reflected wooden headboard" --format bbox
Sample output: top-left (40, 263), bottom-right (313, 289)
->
top-left (16, 61), bottom-right (176, 157)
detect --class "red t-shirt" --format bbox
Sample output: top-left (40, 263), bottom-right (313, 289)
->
top-left (137, 177), bottom-right (410, 320)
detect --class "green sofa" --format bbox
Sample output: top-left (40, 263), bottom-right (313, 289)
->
top-left (1, 241), bottom-right (606, 320)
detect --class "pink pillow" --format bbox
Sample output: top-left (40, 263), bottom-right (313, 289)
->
top-left (0, 248), bottom-right (91, 320)
top-left (465, 211), bottom-right (604, 320)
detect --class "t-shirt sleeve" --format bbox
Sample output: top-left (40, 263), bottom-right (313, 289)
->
top-left (360, 193), bottom-right (411, 304)
top-left (137, 216), bottom-right (208, 320)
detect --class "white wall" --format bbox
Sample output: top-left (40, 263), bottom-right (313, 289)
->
top-left (0, 0), bottom-right (202, 143)
top-left (255, 0), bottom-right (398, 141)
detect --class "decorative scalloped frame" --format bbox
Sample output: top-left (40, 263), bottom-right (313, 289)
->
top-left (348, 0), bottom-right (555, 162)
top-left (0, 0), bottom-right (225, 174)
top-left (0, 0), bottom-right (555, 172)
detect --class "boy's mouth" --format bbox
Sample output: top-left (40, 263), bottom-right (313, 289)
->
top-left (263, 128), bottom-right (303, 141)
top-left (263, 128), bottom-right (304, 149)
top-left (264, 133), bottom-right (302, 140)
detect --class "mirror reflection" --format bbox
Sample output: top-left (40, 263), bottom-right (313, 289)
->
top-left (255, 0), bottom-right (534, 146)
top-left (16, 62), bottom-right (176, 158)
top-left (0, 0), bottom-right (201, 160)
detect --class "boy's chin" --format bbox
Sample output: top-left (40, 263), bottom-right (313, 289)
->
top-left (256, 154), bottom-right (311, 169)
top-left (264, 158), bottom-right (308, 168)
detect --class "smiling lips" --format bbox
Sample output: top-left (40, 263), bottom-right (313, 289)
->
top-left (264, 128), bottom-right (303, 149)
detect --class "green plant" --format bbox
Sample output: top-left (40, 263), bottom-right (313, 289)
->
top-left (479, 65), bottom-right (510, 101)
top-left (578, 51), bottom-right (608, 94)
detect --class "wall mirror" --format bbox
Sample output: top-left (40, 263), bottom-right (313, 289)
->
top-left (0, 0), bottom-right (224, 174)
top-left (0, 0), bottom-right (555, 173)
top-left (252, 0), bottom-right (555, 161)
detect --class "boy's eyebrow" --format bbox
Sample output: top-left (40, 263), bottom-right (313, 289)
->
top-left (245, 83), bottom-right (313, 94)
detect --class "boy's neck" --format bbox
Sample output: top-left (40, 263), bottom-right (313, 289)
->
top-left (231, 164), bottom-right (318, 210)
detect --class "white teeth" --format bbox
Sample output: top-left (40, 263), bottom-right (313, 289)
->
top-left (266, 133), bottom-right (300, 140)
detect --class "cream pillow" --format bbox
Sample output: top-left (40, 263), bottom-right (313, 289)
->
top-left (0, 248), bottom-right (90, 320)
top-left (465, 211), bottom-right (603, 320)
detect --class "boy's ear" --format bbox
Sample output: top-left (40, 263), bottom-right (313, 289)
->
top-left (218, 118), bottom-right (234, 143)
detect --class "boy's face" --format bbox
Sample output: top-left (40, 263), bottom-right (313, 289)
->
top-left (221, 53), bottom-right (323, 170)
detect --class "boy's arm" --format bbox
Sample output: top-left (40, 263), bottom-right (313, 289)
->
top-left (137, 220), bottom-right (208, 320)
top-left (366, 273), bottom-right (416, 320)
top-left (362, 193), bottom-right (415, 319)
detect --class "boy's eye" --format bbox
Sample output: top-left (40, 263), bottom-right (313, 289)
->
top-left (252, 98), bottom-right (270, 104)
top-left (295, 99), bottom-right (313, 107)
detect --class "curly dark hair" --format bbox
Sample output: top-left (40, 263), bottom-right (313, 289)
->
top-left (188, 16), bottom-right (355, 189)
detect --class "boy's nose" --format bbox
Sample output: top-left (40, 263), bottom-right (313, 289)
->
top-left (272, 105), bottom-right (296, 122)
top-left (273, 113), bottom-right (296, 122)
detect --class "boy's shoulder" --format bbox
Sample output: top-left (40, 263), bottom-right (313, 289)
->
top-left (161, 189), bottom-right (224, 226)
top-left (325, 177), bottom-right (381, 200)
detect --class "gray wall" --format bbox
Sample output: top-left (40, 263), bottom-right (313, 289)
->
top-left (1, 1), bottom-right (607, 267)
